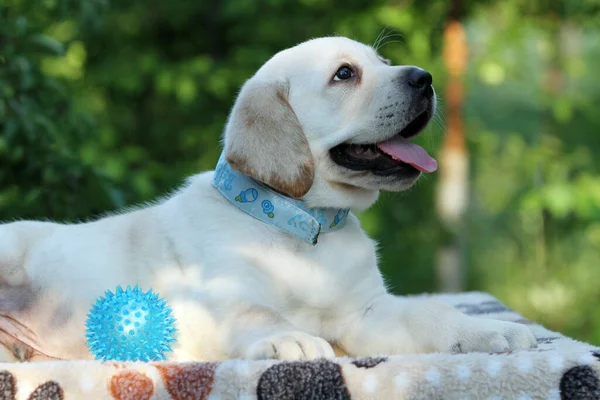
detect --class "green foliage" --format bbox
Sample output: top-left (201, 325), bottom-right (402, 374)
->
top-left (0, 1), bottom-right (119, 220)
top-left (466, 3), bottom-right (600, 343)
top-left (2, 0), bottom-right (600, 343)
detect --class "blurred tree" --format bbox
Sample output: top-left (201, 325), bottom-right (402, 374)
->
top-left (436, 0), bottom-right (469, 292)
top-left (0, 0), bottom-right (118, 220)
top-left (465, 0), bottom-right (600, 343)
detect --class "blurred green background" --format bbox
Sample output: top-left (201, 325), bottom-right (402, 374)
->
top-left (2, 0), bottom-right (600, 345)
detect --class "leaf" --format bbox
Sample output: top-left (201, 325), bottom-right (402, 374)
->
top-left (28, 34), bottom-right (66, 56)
top-left (552, 97), bottom-right (573, 123)
top-left (544, 184), bottom-right (573, 219)
top-left (23, 188), bottom-right (42, 204)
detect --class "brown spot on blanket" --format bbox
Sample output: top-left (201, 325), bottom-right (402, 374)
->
top-left (560, 364), bottom-right (600, 400)
top-left (257, 359), bottom-right (351, 400)
top-left (156, 362), bottom-right (218, 400)
top-left (110, 370), bottom-right (154, 400)
top-left (352, 357), bottom-right (388, 369)
top-left (0, 370), bottom-right (16, 400)
top-left (26, 381), bottom-right (63, 400)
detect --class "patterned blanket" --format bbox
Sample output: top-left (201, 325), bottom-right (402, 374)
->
top-left (1, 292), bottom-right (599, 400)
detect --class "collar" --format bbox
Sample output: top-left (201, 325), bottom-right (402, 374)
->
top-left (212, 153), bottom-right (350, 245)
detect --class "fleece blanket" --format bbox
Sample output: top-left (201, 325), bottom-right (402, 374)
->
top-left (1, 291), bottom-right (599, 400)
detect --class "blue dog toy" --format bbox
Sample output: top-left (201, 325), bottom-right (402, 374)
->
top-left (85, 285), bottom-right (177, 361)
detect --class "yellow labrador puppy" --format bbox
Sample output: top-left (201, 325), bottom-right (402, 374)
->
top-left (0, 36), bottom-right (536, 362)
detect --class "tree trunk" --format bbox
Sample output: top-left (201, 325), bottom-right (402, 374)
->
top-left (436, 11), bottom-right (469, 292)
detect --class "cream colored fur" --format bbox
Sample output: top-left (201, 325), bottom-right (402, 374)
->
top-left (0, 37), bottom-right (536, 362)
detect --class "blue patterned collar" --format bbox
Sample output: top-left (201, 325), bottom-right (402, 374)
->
top-left (212, 153), bottom-right (350, 245)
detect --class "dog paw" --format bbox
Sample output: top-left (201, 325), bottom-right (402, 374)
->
top-left (449, 318), bottom-right (537, 353)
top-left (243, 331), bottom-right (335, 360)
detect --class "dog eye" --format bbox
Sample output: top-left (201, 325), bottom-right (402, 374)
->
top-left (333, 66), bottom-right (355, 81)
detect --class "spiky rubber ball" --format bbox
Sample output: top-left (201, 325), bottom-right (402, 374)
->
top-left (85, 285), bottom-right (177, 361)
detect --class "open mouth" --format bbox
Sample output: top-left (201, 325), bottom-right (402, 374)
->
top-left (329, 111), bottom-right (437, 176)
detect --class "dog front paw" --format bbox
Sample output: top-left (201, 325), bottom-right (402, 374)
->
top-left (243, 331), bottom-right (335, 361)
top-left (449, 318), bottom-right (537, 354)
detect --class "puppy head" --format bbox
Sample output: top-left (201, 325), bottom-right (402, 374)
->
top-left (224, 36), bottom-right (437, 210)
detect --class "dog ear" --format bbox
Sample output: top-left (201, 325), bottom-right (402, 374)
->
top-left (224, 79), bottom-right (315, 199)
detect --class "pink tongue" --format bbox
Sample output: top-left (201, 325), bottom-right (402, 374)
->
top-left (376, 136), bottom-right (438, 173)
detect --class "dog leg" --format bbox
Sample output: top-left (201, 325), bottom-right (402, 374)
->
top-left (0, 222), bottom-right (59, 363)
top-left (224, 305), bottom-right (335, 361)
top-left (336, 294), bottom-right (537, 356)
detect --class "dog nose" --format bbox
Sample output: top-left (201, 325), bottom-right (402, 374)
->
top-left (407, 68), bottom-right (433, 98)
